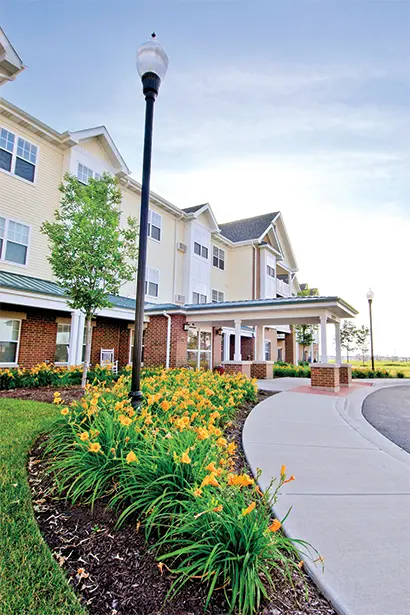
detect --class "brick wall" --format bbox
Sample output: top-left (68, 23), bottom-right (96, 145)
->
top-left (118, 326), bottom-right (131, 367)
top-left (229, 335), bottom-right (255, 361)
top-left (285, 327), bottom-right (296, 364)
top-left (90, 317), bottom-right (123, 365)
top-left (340, 364), bottom-right (352, 387)
top-left (144, 314), bottom-right (188, 368)
top-left (224, 362), bottom-right (252, 378)
top-left (18, 309), bottom-right (58, 368)
top-left (251, 362), bottom-right (274, 379)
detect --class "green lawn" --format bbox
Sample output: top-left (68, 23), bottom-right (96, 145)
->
top-left (0, 399), bottom-right (85, 615)
top-left (349, 360), bottom-right (410, 377)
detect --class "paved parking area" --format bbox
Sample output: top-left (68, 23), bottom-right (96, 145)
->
top-left (363, 384), bottom-right (410, 453)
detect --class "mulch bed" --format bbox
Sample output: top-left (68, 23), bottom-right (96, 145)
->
top-left (28, 389), bottom-right (336, 615)
top-left (0, 385), bottom-right (84, 404)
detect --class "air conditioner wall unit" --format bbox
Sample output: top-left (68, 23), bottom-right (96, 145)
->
top-left (177, 242), bottom-right (187, 252)
top-left (175, 294), bottom-right (185, 304)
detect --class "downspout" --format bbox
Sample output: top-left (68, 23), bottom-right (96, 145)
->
top-left (163, 311), bottom-right (172, 368)
top-left (252, 242), bottom-right (257, 299)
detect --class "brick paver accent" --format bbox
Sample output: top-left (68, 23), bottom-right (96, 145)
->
top-left (251, 361), bottom-right (274, 379)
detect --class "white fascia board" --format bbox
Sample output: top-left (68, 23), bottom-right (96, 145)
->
top-left (69, 126), bottom-right (130, 175)
top-left (125, 177), bottom-right (184, 219)
top-left (275, 213), bottom-right (299, 271)
top-left (259, 242), bottom-right (282, 257)
top-left (0, 98), bottom-right (68, 146)
top-left (0, 28), bottom-right (24, 78)
top-left (191, 203), bottom-right (220, 232)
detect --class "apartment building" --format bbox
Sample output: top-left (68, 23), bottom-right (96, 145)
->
top-left (0, 37), bottom-right (355, 378)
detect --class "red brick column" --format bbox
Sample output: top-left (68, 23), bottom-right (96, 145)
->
top-left (251, 361), bottom-right (274, 379)
top-left (169, 314), bottom-right (187, 367)
top-left (340, 364), bottom-right (352, 387)
top-left (223, 362), bottom-right (252, 378)
top-left (285, 327), bottom-right (296, 364)
top-left (311, 365), bottom-right (340, 392)
top-left (19, 311), bottom-right (58, 368)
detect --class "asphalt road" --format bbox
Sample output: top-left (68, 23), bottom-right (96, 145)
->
top-left (362, 385), bottom-right (410, 454)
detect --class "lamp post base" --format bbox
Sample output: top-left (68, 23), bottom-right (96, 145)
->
top-left (129, 390), bottom-right (144, 409)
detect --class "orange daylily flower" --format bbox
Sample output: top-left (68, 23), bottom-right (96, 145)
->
top-left (298, 560), bottom-right (304, 569)
top-left (205, 461), bottom-right (217, 473)
top-left (160, 400), bottom-right (170, 411)
top-left (242, 501), bottom-right (256, 516)
top-left (255, 485), bottom-right (264, 497)
top-left (216, 437), bottom-right (227, 447)
top-left (280, 464), bottom-right (286, 478)
top-left (197, 427), bottom-right (210, 440)
top-left (283, 475), bottom-right (296, 484)
top-left (226, 442), bottom-right (236, 454)
top-left (268, 519), bottom-right (282, 533)
top-left (119, 414), bottom-right (132, 427)
top-left (89, 442), bottom-right (101, 453)
top-left (181, 450), bottom-right (191, 464)
top-left (213, 504), bottom-right (223, 513)
top-left (79, 431), bottom-right (89, 441)
top-left (60, 407), bottom-right (69, 416)
top-left (193, 487), bottom-right (203, 498)
top-left (126, 451), bottom-right (138, 464)
top-left (201, 473), bottom-right (220, 488)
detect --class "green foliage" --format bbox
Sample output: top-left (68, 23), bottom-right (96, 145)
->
top-left (46, 369), bottom-right (312, 614)
top-left (0, 399), bottom-right (86, 615)
top-left (355, 325), bottom-right (370, 365)
top-left (273, 365), bottom-right (311, 378)
top-left (0, 363), bottom-right (121, 390)
top-left (340, 321), bottom-right (357, 362)
top-left (295, 324), bottom-right (316, 357)
top-left (41, 173), bottom-right (138, 385)
top-left (351, 368), bottom-right (392, 379)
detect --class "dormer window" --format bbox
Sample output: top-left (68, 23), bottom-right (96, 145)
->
top-left (77, 163), bottom-right (94, 184)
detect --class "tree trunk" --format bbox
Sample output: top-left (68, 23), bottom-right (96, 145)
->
top-left (81, 315), bottom-right (93, 389)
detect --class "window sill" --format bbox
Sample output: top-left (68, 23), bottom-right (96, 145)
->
top-left (148, 236), bottom-right (161, 244)
top-left (0, 167), bottom-right (36, 186)
top-left (0, 362), bottom-right (18, 368)
top-left (1, 258), bottom-right (28, 268)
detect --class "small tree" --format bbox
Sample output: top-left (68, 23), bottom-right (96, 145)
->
top-left (295, 325), bottom-right (316, 362)
top-left (355, 325), bottom-right (370, 366)
top-left (340, 321), bottom-right (357, 363)
top-left (42, 173), bottom-right (138, 387)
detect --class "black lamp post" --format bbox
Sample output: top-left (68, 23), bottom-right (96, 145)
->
top-left (366, 288), bottom-right (375, 371)
top-left (130, 35), bottom-right (168, 409)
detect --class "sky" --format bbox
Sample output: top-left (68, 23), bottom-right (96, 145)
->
top-left (2, 0), bottom-right (410, 356)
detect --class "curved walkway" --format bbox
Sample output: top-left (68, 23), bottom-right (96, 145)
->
top-left (243, 380), bottom-right (410, 615)
top-left (363, 385), bottom-right (410, 453)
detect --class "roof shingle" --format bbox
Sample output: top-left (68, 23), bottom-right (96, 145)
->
top-left (219, 212), bottom-right (279, 242)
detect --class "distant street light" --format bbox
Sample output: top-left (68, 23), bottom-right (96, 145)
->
top-left (366, 288), bottom-right (375, 371)
top-left (130, 34), bottom-right (169, 409)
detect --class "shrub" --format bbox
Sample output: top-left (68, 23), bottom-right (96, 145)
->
top-left (47, 369), bottom-right (314, 614)
top-left (397, 371), bottom-right (405, 378)
top-left (273, 365), bottom-right (311, 378)
top-left (0, 363), bottom-right (123, 390)
top-left (351, 368), bottom-right (393, 379)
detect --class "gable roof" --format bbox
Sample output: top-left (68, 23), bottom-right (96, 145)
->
top-left (0, 28), bottom-right (25, 85)
top-left (219, 212), bottom-right (279, 243)
top-left (69, 126), bottom-right (130, 175)
top-left (182, 204), bottom-right (208, 214)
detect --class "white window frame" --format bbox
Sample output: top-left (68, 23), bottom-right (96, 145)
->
top-left (77, 162), bottom-right (94, 184)
top-left (0, 216), bottom-right (31, 268)
top-left (267, 265), bottom-right (275, 278)
top-left (145, 267), bottom-right (160, 298)
top-left (147, 209), bottom-right (162, 242)
top-left (186, 327), bottom-right (212, 370)
top-left (212, 289), bottom-right (224, 303)
top-left (213, 246), bottom-right (225, 270)
top-left (192, 291), bottom-right (207, 304)
top-left (0, 318), bottom-right (22, 366)
top-left (54, 323), bottom-right (71, 365)
top-left (0, 126), bottom-right (39, 185)
top-left (264, 340), bottom-right (271, 361)
top-left (193, 241), bottom-right (208, 260)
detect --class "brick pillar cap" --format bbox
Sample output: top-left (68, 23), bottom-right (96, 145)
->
top-left (311, 364), bottom-right (340, 369)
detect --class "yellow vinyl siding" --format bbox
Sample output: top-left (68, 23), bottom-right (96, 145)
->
top-left (0, 116), bottom-right (64, 280)
top-left (77, 138), bottom-right (115, 168)
top-left (227, 245), bottom-right (253, 300)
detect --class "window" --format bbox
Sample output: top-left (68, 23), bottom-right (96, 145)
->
top-left (145, 267), bottom-right (159, 298)
top-left (129, 328), bottom-right (145, 364)
top-left (187, 328), bottom-right (212, 370)
top-left (213, 246), bottom-right (225, 270)
top-left (55, 324), bottom-right (71, 363)
top-left (0, 217), bottom-right (30, 265)
top-left (0, 127), bottom-right (38, 182)
top-left (194, 241), bottom-right (208, 259)
top-left (148, 209), bottom-right (162, 241)
top-left (267, 265), bottom-right (275, 278)
top-left (0, 319), bottom-right (20, 364)
top-left (212, 289), bottom-right (224, 303)
top-left (192, 292), bottom-right (207, 304)
top-left (264, 340), bottom-right (271, 361)
top-left (77, 162), bottom-right (94, 184)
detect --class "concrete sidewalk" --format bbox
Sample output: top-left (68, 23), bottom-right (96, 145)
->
top-left (243, 381), bottom-right (410, 615)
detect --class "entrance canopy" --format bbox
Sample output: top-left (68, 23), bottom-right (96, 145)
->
top-left (146, 296), bottom-right (358, 365)
top-left (145, 296), bottom-right (358, 327)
